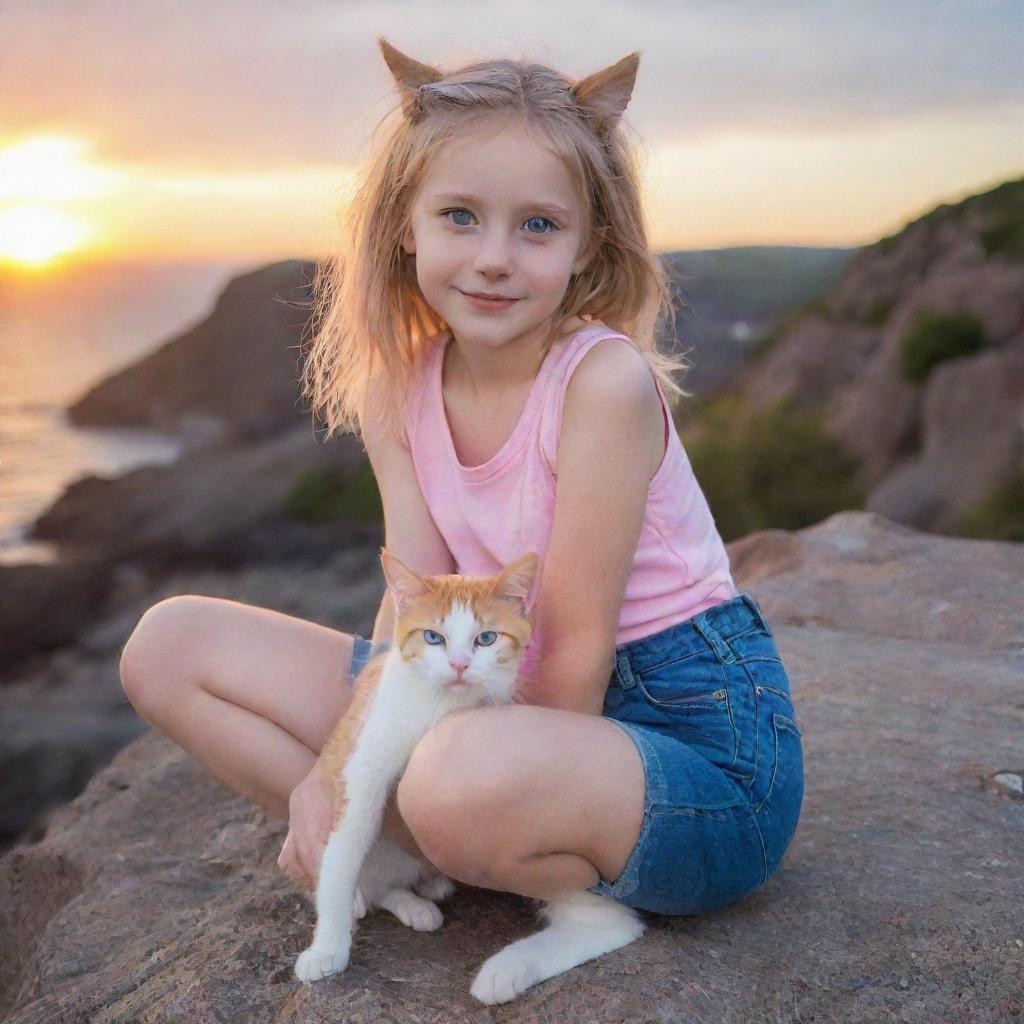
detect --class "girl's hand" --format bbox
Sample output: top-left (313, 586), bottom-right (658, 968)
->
top-left (278, 764), bottom-right (335, 891)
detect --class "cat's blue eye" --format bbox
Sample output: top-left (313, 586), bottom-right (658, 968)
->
top-left (423, 629), bottom-right (445, 645)
top-left (476, 631), bottom-right (498, 647)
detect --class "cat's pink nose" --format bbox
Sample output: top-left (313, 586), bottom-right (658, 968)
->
top-left (449, 656), bottom-right (470, 674)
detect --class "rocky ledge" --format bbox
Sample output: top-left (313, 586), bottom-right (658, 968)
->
top-left (1, 512), bottom-right (1022, 1023)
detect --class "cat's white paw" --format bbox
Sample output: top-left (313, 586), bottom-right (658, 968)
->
top-left (294, 943), bottom-right (349, 983)
top-left (415, 872), bottom-right (457, 903)
top-left (380, 888), bottom-right (445, 931)
top-left (470, 949), bottom-right (538, 1005)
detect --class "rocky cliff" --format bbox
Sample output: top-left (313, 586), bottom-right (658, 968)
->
top-left (66, 260), bottom-right (318, 443)
top-left (732, 178), bottom-right (1024, 535)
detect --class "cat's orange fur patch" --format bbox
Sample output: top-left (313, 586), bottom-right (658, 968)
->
top-left (319, 652), bottom-right (387, 828)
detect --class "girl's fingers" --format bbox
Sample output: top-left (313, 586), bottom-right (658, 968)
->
top-left (278, 831), bottom-right (295, 871)
top-left (279, 831), bottom-right (309, 886)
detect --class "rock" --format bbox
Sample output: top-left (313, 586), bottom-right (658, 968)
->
top-left (0, 543), bottom-right (384, 848)
top-left (0, 551), bottom-right (114, 673)
top-left (866, 344), bottom-right (1024, 532)
top-left (66, 260), bottom-right (318, 443)
top-left (2, 511), bottom-right (1021, 1022)
top-left (736, 176), bottom-right (1024, 529)
top-left (1, 427), bottom-right (376, 674)
top-left (29, 426), bottom-right (366, 565)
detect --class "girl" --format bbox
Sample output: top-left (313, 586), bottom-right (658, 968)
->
top-left (120, 36), bottom-right (803, 983)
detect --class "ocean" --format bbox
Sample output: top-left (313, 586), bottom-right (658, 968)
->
top-left (0, 258), bottom-right (253, 565)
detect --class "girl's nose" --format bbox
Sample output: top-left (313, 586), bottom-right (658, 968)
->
top-left (473, 230), bottom-right (512, 276)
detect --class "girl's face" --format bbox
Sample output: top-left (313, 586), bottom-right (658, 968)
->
top-left (402, 116), bottom-right (591, 354)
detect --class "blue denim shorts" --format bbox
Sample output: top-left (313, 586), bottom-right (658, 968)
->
top-left (349, 633), bottom-right (391, 683)
top-left (347, 593), bottom-right (804, 918)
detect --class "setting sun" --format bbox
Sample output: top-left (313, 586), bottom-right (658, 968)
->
top-left (0, 203), bottom-right (87, 266)
top-left (0, 136), bottom-right (122, 267)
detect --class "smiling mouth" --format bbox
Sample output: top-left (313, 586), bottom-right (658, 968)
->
top-left (459, 290), bottom-right (520, 304)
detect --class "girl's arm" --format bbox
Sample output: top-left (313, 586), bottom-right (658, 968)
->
top-left (523, 340), bottom-right (666, 715)
top-left (361, 390), bottom-right (456, 646)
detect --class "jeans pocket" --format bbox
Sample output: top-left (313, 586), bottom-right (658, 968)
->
top-left (729, 625), bottom-right (785, 665)
top-left (727, 656), bottom-right (802, 808)
top-left (624, 649), bottom-right (738, 769)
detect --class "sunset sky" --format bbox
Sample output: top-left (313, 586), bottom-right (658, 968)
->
top-left (1, 0), bottom-right (1021, 268)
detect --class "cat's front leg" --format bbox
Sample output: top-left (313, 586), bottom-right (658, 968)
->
top-left (469, 891), bottom-right (646, 1005)
top-left (294, 781), bottom-right (391, 982)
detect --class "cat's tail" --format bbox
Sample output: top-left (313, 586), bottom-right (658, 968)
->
top-left (470, 891), bottom-right (645, 1005)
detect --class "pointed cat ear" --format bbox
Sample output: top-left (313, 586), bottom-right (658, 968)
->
top-left (378, 36), bottom-right (445, 121)
top-left (493, 552), bottom-right (540, 606)
top-left (380, 547), bottom-right (431, 612)
top-left (569, 51), bottom-right (641, 134)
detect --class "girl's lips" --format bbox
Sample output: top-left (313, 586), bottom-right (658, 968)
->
top-left (460, 290), bottom-right (520, 310)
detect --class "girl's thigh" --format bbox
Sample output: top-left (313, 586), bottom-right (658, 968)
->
top-left (126, 594), bottom-right (357, 755)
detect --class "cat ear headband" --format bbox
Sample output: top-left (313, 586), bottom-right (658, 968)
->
top-left (377, 36), bottom-right (640, 136)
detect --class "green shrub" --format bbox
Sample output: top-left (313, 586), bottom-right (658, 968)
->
top-left (863, 299), bottom-right (893, 327)
top-left (283, 461), bottom-right (382, 524)
top-left (899, 310), bottom-right (990, 383)
top-left (683, 394), bottom-right (865, 542)
top-left (956, 467), bottom-right (1024, 542)
top-left (981, 219), bottom-right (1024, 260)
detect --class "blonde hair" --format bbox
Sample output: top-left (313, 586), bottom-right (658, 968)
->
top-left (301, 41), bottom-right (693, 443)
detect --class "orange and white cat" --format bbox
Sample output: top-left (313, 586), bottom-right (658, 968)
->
top-left (294, 548), bottom-right (646, 1005)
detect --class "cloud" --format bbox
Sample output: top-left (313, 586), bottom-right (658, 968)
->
top-left (0, 0), bottom-right (1020, 171)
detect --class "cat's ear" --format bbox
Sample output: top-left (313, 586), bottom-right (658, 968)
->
top-left (569, 51), bottom-right (641, 135)
top-left (378, 37), bottom-right (445, 121)
top-left (494, 552), bottom-right (539, 606)
top-left (380, 547), bottom-right (430, 612)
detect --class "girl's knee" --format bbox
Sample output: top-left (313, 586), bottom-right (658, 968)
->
top-left (119, 595), bottom-right (206, 715)
top-left (395, 720), bottom-right (507, 888)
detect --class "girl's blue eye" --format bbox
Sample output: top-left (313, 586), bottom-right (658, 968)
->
top-left (423, 629), bottom-right (445, 645)
top-left (524, 215), bottom-right (557, 234)
top-left (445, 209), bottom-right (475, 227)
top-left (476, 631), bottom-right (498, 647)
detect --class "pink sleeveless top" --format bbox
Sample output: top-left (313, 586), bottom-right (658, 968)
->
top-left (404, 324), bottom-right (739, 681)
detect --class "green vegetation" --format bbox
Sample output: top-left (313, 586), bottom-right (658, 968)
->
top-left (957, 467), bottom-right (1024, 542)
top-left (283, 461), bottom-right (382, 524)
top-left (899, 310), bottom-right (990, 383)
top-left (682, 394), bottom-right (865, 542)
top-left (973, 178), bottom-right (1024, 260)
top-left (863, 298), bottom-right (894, 328)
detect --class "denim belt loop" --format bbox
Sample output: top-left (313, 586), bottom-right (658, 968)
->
top-left (614, 650), bottom-right (637, 690)
top-left (741, 592), bottom-right (771, 633)
top-left (692, 611), bottom-right (739, 664)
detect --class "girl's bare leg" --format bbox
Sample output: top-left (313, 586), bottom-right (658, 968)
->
top-left (398, 704), bottom-right (645, 900)
top-left (118, 594), bottom-right (423, 859)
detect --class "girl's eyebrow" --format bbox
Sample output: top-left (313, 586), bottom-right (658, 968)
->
top-left (431, 191), bottom-right (572, 219)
